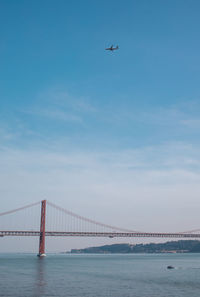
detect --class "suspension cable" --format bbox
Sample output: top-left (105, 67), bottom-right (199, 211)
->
top-left (0, 201), bottom-right (41, 217)
top-left (47, 201), bottom-right (140, 233)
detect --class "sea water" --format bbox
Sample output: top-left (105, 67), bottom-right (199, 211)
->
top-left (1, 253), bottom-right (200, 297)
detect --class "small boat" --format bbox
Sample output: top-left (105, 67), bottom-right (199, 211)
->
top-left (167, 265), bottom-right (174, 269)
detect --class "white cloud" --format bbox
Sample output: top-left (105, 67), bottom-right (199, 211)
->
top-left (102, 99), bottom-right (200, 132)
top-left (17, 87), bottom-right (98, 127)
top-left (181, 118), bottom-right (200, 128)
top-left (26, 108), bottom-right (83, 123)
top-left (0, 127), bottom-right (18, 141)
top-left (1, 143), bottom-right (200, 215)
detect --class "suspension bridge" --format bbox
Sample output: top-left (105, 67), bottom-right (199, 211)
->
top-left (1, 200), bottom-right (200, 256)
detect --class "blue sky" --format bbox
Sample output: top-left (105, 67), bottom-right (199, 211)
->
top-left (1, 1), bottom-right (200, 251)
top-left (1, 0), bottom-right (200, 150)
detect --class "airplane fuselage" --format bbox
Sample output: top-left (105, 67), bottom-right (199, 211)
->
top-left (105, 45), bottom-right (119, 51)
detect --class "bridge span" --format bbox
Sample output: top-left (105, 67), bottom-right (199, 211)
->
top-left (1, 200), bottom-right (200, 256)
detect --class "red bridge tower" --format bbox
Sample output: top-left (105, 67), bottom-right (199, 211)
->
top-left (37, 200), bottom-right (46, 257)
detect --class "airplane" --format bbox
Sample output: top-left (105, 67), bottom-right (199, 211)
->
top-left (105, 45), bottom-right (119, 51)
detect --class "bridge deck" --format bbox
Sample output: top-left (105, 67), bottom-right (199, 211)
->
top-left (1, 231), bottom-right (200, 238)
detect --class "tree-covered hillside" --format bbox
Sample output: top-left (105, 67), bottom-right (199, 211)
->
top-left (70, 240), bottom-right (200, 254)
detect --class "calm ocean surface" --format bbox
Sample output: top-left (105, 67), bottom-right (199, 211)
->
top-left (1, 253), bottom-right (200, 297)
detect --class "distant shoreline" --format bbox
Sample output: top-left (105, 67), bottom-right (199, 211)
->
top-left (69, 240), bottom-right (200, 254)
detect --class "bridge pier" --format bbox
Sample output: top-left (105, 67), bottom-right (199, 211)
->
top-left (37, 200), bottom-right (46, 257)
